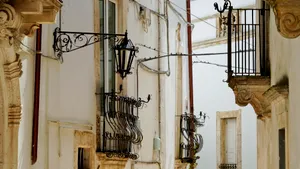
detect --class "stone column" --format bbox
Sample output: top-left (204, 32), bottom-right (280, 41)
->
top-left (0, 3), bottom-right (23, 169)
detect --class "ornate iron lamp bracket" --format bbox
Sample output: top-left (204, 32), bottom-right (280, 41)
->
top-left (53, 27), bottom-right (127, 60)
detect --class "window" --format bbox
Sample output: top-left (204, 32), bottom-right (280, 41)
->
top-left (100, 0), bottom-right (117, 113)
top-left (279, 128), bottom-right (286, 169)
top-left (78, 147), bottom-right (90, 169)
top-left (216, 110), bottom-right (241, 169)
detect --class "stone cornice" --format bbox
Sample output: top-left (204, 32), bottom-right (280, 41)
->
top-left (263, 85), bottom-right (289, 103)
top-left (265, 0), bottom-right (300, 38)
top-left (228, 76), bottom-right (271, 118)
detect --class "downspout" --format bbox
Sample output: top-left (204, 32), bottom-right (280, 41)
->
top-left (31, 24), bottom-right (42, 164)
top-left (186, 0), bottom-right (196, 168)
top-left (158, 0), bottom-right (162, 163)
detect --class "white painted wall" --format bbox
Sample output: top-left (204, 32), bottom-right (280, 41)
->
top-left (191, 0), bottom-right (257, 168)
top-left (192, 45), bottom-right (257, 169)
top-left (18, 0), bottom-right (191, 169)
top-left (267, 6), bottom-right (300, 169)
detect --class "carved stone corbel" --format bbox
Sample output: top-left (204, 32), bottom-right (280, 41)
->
top-left (264, 0), bottom-right (300, 38)
top-left (228, 77), bottom-right (271, 119)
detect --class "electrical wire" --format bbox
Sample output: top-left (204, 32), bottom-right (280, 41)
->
top-left (130, 0), bottom-right (165, 19)
top-left (136, 43), bottom-right (254, 57)
top-left (193, 60), bottom-right (255, 71)
top-left (168, 0), bottom-right (218, 30)
top-left (168, 2), bottom-right (194, 28)
top-left (15, 38), bottom-right (60, 61)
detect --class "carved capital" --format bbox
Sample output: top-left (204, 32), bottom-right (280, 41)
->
top-left (265, 0), bottom-right (300, 38)
top-left (229, 77), bottom-right (271, 117)
top-left (0, 3), bottom-right (22, 47)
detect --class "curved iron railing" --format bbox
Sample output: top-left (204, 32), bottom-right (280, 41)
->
top-left (219, 163), bottom-right (237, 169)
top-left (98, 92), bottom-right (150, 159)
top-left (179, 112), bottom-right (205, 163)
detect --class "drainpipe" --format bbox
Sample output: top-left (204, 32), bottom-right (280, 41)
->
top-left (31, 24), bottom-right (42, 164)
top-left (186, 0), bottom-right (196, 167)
top-left (158, 0), bottom-right (162, 163)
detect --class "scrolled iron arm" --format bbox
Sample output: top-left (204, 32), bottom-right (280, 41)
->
top-left (53, 27), bottom-right (127, 58)
top-left (214, 0), bottom-right (231, 13)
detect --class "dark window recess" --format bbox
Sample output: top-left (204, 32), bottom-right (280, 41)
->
top-left (279, 128), bottom-right (286, 169)
top-left (215, 1), bottom-right (270, 80)
top-left (78, 148), bottom-right (90, 169)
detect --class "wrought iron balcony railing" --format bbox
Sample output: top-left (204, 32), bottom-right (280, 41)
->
top-left (179, 113), bottom-right (204, 163)
top-left (219, 163), bottom-right (237, 169)
top-left (214, 0), bottom-right (270, 81)
top-left (98, 92), bottom-right (149, 159)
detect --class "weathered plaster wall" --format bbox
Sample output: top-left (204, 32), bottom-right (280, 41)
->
top-left (266, 8), bottom-right (300, 169)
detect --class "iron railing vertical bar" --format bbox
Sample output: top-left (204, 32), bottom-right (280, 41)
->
top-left (237, 9), bottom-right (240, 75)
top-left (235, 24), bottom-right (237, 74)
top-left (262, 4), bottom-right (266, 76)
top-left (227, 6), bottom-right (233, 80)
top-left (252, 9), bottom-right (255, 75)
top-left (244, 11), bottom-right (247, 75)
top-left (248, 24), bottom-right (250, 75)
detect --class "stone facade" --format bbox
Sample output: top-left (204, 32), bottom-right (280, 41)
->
top-left (0, 1), bottom-right (61, 168)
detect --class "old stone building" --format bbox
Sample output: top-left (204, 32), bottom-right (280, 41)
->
top-left (214, 0), bottom-right (300, 169)
top-left (0, 0), bottom-right (203, 169)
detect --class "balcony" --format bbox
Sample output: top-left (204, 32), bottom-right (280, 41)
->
top-left (219, 163), bottom-right (237, 169)
top-left (216, 1), bottom-right (272, 119)
top-left (8, 0), bottom-right (63, 36)
top-left (179, 113), bottom-right (203, 163)
top-left (97, 93), bottom-right (144, 160)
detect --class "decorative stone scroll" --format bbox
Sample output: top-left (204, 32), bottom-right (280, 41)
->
top-left (228, 76), bottom-right (271, 119)
top-left (264, 0), bottom-right (300, 38)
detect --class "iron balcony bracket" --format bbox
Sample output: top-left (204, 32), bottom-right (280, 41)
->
top-left (53, 27), bottom-right (127, 59)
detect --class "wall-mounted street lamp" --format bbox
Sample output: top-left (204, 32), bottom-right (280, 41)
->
top-left (52, 27), bottom-right (138, 79)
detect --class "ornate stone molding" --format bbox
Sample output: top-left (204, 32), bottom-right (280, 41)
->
top-left (265, 0), bottom-right (300, 38)
top-left (263, 85), bottom-right (289, 103)
top-left (175, 159), bottom-right (189, 169)
top-left (8, 105), bottom-right (21, 126)
top-left (228, 77), bottom-right (271, 118)
top-left (3, 57), bottom-right (22, 80)
top-left (74, 131), bottom-right (95, 169)
top-left (97, 153), bottom-right (128, 169)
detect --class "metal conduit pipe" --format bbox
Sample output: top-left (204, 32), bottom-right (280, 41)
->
top-left (186, 0), bottom-right (196, 168)
top-left (31, 24), bottom-right (42, 165)
top-left (157, 0), bottom-right (162, 164)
